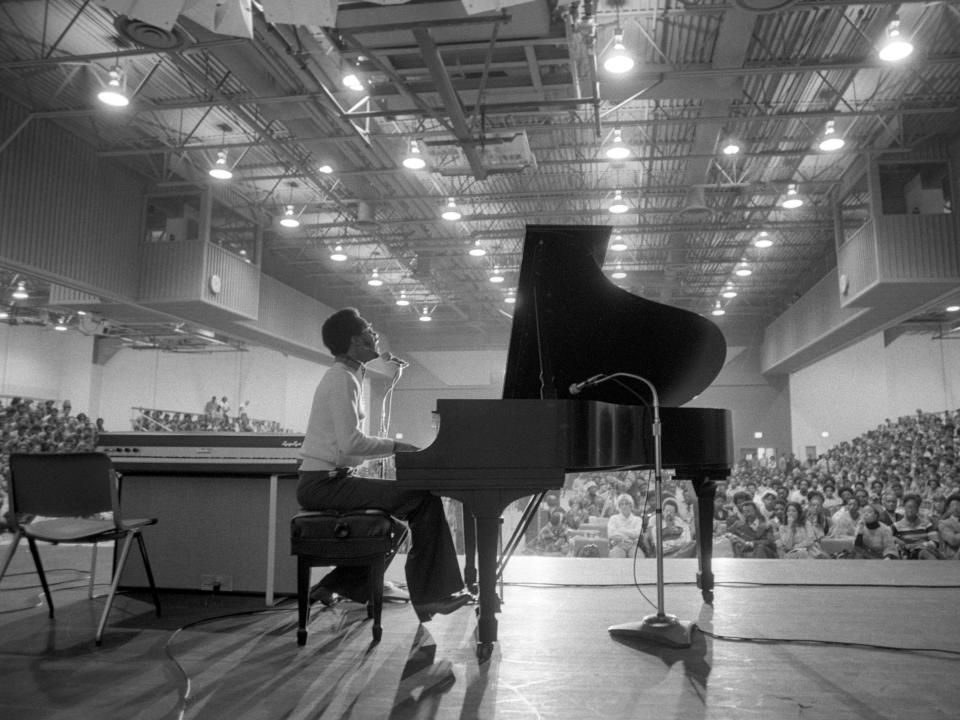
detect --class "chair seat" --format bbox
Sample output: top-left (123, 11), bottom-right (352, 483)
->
top-left (25, 517), bottom-right (157, 543)
top-left (291, 509), bottom-right (401, 646)
top-left (291, 510), bottom-right (399, 559)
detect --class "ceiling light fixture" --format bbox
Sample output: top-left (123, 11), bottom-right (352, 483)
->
top-left (396, 292), bottom-right (410, 307)
top-left (468, 240), bottom-right (486, 257)
top-left (608, 190), bottom-right (629, 214)
top-left (610, 234), bottom-right (628, 252)
top-left (946, 304), bottom-right (960, 312)
top-left (318, 164), bottom-right (333, 174)
top-left (342, 57), bottom-right (365, 91)
top-left (734, 262), bottom-right (753, 277)
top-left (441, 198), bottom-right (462, 221)
top-left (12, 281), bottom-right (28, 300)
top-left (279, 205), bottom-right (300, 228)
top-left (781, 183), bottom-right (803, 209)
top-left (403, 140), bottom-right (426, 170)
top-left (606, 128), bottom-right (631, 160)
top-left (878, 17), bottom-right (914, 62)
top-left (330, 244), bottom-right (347, 262)
top-left (97, 67), bottom-right (129, 107)
top-left (54, 317), bottom-right (68, 331)
top-left (343, 72), bottom-right (364, 92)
top-left (504, 290), bottom-right (516, 304)
top-left (209, 150), bottom-right (233, 180)
top-left (419, 307), bottom-right (433, 322)
top-left (611, 262), bottom-right (627, 280)
top-left (753, 231), bottom-right (773, 248)
top-left (711, 301), bottom-right (725, 316)
top-left (0, 310), bottom-right (8, 320)
top-left (722, 286), bottom-right (738, 299)
top-left (604, 29), bottom-right (634, 74)
top-left (489, 267), bottom-right (505, 284)
top-left (818, 120), bottom-right (845, 152)
top-left (367, 269), bottom-right (383, 287)
top-left (721, 138), bottom-right (741, 156)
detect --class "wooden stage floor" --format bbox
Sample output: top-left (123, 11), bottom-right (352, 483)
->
top-left (2, 539), bottom-right (960, 720)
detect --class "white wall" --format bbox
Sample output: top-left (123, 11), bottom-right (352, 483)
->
top-left (0, 324), bottom-right (94, 406)
top-left (789, 330), bottom-right (960, 458)
top-left (0, 323), bottom-right (330, 432)
top-left (97, 345), bottom-right (329, 432)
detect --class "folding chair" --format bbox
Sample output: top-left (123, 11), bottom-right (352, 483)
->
top-left (0, 452), bottom-right (161, 645)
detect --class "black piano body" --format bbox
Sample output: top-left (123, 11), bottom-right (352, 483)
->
top-left (396, 225), bottom-right (733, 658)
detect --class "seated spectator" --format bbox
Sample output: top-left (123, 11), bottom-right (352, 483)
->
top-left (758, 491), bottom-right (778, 522)
top-left (532, 511), bottom-right (570, 555)
top-left (607, 493), bottom-right (644, 558)
top-left (725, 501), bottom-right (778, 558)
top-left (805, 491), bottom-right (831, 537)
top-left (938, 493), bottom-right (960, 559)
top-left (777, 502), bottom-right (827, 558)
top-left (822, 484), bottom-right (843, 516)
top-left (828, 497), bottom-right (862, 539)
top-left (893, 493), bottom-right (941, 559)
top-left (642, 497), bottom-right (695, 558)
top-left (877, 492), bottom-right (902, 526)
top-left (852, 503), bottom-right (898, 559)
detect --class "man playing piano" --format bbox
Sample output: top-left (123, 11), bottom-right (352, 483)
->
top-left (297, 307), bottom-right (472, 621)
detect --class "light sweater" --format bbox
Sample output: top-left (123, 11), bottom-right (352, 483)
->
top-left (299, 360), bottom-right (395, 472)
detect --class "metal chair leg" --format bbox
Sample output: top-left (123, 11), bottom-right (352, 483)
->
top-left (96, 532), bottom-right (135, 645)
top-left (135, 532), bottom-right (161, 617)
top-left (26, 538), bottom-right (54, 618)
top-left (89, 542), bottom-right (98, 599)
top-left (0, 529), bottom-right (22, 582)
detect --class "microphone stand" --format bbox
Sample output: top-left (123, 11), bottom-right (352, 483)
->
top-left (584, 373), bottom-right (694, 648)
top-left (375, 364), bottom-right (403, 479)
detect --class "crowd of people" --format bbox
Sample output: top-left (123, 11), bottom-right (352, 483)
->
top-left (524, 407), bottom-right (960, 561)
top-left (131, 397), bottom-right (288, 433)
top-left (0, 396), bottom-right (103, 525)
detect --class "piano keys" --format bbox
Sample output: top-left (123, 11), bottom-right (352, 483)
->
top-left (396, 225), bottom-right (733, 659)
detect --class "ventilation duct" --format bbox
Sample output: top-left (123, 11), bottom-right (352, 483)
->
top-left (677, 187), bottom-right (713, 221)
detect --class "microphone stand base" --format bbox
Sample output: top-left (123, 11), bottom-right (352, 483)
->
top-left (608, 613), bottom-right (695, 648)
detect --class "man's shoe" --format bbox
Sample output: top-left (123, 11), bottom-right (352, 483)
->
top-left (414, 593), bottom-right (473, 623)
top-left (308, 584), bottom-right (336, 607)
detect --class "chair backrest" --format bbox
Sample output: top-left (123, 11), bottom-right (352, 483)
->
top-left (8, 453), bottom-right (118, 520)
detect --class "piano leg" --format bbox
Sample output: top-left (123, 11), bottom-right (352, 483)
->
top-left (692, 478), bottom-right (716, 604)
top-left (474, 514), bottom-right (502, 661)
top-left (462, 508), bottom-right (478, 594)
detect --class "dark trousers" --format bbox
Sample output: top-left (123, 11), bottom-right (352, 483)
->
top-left (297, 471), bottom-right (463, 606)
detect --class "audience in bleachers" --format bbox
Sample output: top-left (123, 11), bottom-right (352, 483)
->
top-left (130, 405), bottom-right (289, 433)
top-left (522, 407), bottom-right (960, 560)
top-left (0, 396), bottom-right (101, 529)
top-left (0, 395), bottom-right (293, 530)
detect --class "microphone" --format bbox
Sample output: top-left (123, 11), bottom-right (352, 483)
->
top-left (568, 374), bottom-right (606, 395)
top-left (380, 351), bottom-right (409, 368)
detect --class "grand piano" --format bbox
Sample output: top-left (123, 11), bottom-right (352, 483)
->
top-left (395, 225), bottom-right (733, 659)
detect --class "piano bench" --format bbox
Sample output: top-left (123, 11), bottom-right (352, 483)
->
top-left (290, 509), bottom-right (402, 645)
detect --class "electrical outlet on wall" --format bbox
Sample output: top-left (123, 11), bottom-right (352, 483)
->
top-left (200, 574), bottom-right (233, 592)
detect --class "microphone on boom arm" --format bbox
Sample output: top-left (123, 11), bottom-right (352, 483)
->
top-left (380, 351), bottom-right (410, 368)
top-left (568, 374), bottom-right (606, 395)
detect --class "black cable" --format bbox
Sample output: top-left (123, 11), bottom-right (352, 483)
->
top-left (697, 627), bottom-right (960, 657)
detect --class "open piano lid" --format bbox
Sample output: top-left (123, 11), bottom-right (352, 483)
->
top-left (502, 225), bottom-right (727, 408)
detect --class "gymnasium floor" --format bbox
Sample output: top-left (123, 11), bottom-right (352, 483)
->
top-left (2, 538), bottom-right (959, 720)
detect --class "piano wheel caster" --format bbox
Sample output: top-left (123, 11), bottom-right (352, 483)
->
top-left (476, 642), bottom-right (494, 662)
top-left (702, 590), bottom-right (714, 605)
